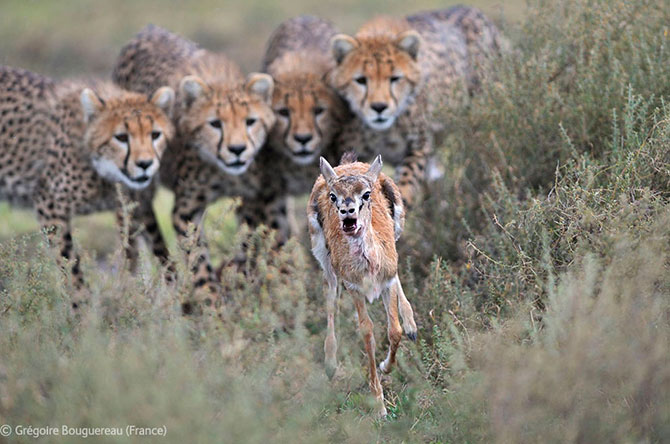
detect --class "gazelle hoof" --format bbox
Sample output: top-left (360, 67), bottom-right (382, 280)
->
top-left (406, 330), bottom-right (417, 342)
top-left (375, 404), bottom-right (388, 419)
top-left (325, 359), bottom-right (338, 380)
top-left (379, 360), bottom-right (391, 374)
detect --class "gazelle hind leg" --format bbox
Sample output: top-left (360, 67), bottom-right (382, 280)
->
top-left (380, 286), bottom-right (403, 374)
top-left (395, 277), bottom-right (418, 341)
top-left (353, 296), bottom-right (387, 418)
top-left (324, 277), bottom-right (339, 380)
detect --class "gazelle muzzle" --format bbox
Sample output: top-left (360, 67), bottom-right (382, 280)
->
top-left (338, 198), bottom-right (360, 235)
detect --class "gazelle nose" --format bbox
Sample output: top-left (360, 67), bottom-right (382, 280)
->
top-left (371, 102), bottom-right (388, 113)
top-left (228, 144), bottom-right (246, 155)
top-left (293, 133), bottom-right (313, 145)
top-left (135, 159), bottom-right (154, 170)
top-left (339, 207), bottom-right (356, 215)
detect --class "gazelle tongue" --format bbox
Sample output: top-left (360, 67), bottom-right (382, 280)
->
top-left (343, 218), bottom-right (357, 232)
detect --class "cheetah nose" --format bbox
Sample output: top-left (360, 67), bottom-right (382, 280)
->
top-left (293, 133), bottom-right (313, 145)
top-left (228, 144), bottom-right (246, 156)
top-left (135, 159), bottom-right (154, 170)
top-left (371, 102), bottom-right (388, 114)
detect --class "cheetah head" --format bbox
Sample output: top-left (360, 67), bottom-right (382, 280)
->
top-left (81, 86), bottom-right (175, 190)
top-left (177, 73), bottom-right (275, 175)
top-left (267, 52), bottom-right (347, 165)
top-left (327, 30), bottom-right (422, 131)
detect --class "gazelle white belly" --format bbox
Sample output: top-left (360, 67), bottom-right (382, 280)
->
top-left (344, 275), bottom-right (397, 303)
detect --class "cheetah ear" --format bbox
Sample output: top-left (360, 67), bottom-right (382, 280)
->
top-left (365, 155), bottom-right (383, 183)
top-left (246, 73), bottom-right (274, 104)
top-left (150, 86), bottom-right (175, 117)
top-left (319, 157), bottom-right (337, 185)
top-left (395, 30), bottom-right (421, 60)
top-left (331, 34), bottom-right (358, 65)
top-left (179, 75), bottom-right (208, 106)
top-left (80, 88), bottom-right (105, 123)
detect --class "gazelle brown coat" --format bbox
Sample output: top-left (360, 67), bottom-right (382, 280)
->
top-left (307, 153), bottom-right (417, 417)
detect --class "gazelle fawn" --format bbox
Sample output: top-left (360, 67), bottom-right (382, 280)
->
top-left (308, 152), bottom-right (417, 417)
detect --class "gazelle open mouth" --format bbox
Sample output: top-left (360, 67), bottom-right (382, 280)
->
top-left (342, 217), bottom-right (358, 234)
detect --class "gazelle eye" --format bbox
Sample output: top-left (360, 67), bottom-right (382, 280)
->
top-left (362, 191), bottom-right (371, 201)
top-left (355, 76), bottom-right (367, 85)
top-left (277, 108), bottom-right (290, 117)
top-left (209, 119), bottom-right (222, 129)
top-left (114, 134), bottom-right (128, 143)
top-left (246, 118), bottom-right (257, 126)
top-left (313, 106), bottom-right (325, 116)
top-left (151, 131), bottom-right (161, 140)
top-left (390, 75), bottom-right (401, 83)
top-left (329, 193), bottom-right (337, 202)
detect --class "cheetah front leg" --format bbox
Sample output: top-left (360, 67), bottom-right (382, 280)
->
top-left (115, 198), bottom-right (172, 278)
top-left (232, 191), bottom-right (290, 272)
top-left (138, 203), bottom-right (172, 273)
top-left (115, 205), bottom-right (141, 274)
top-left (35, 196), bottom-right (84, 308)
top-left (172, 189), bottom-right (220, 313)
top-left (245, 190), bottom-right (291, 247)
top-left (396, 125), bottom-right (432, 208)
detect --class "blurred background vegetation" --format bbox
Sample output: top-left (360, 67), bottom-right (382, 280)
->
top-left (0, 0), bottom-right (521, 75)
top-left (3, 0), bottom-right (670, 443)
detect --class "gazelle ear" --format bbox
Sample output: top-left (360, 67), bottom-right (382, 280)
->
top-left (80, 88), bottom-right (105, 123)
top-left (395, 30), bottom-right (421, 60)
top-left (179, 75), bottom-right (208, 106)
top-left (331, 34), bottom-right (358, 64)
top-left (150, 86), bottom-right (175, 117)
top-left (365, 155), bottom-right (383, 183)
top-left (320, 157), bottom-right (337, 185)
top-left (246, 73), bottom-right (274, 104)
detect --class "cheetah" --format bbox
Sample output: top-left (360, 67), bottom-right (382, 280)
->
top-left (262, 15), bottom-right (347, 168)
top-left (0, 66), bottom-right (174, 305)
top-left (113, 25), bottom-right (275, 306)
top-left (327, 6), bottom-right (508, 207)
top-left (235, 15), bottom-right (351, 244)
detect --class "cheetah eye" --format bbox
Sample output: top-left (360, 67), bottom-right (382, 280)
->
top-left (390, 75), bottom-right (401, 83)
top-left (277, 108), bottom-right (290, 117)
top-left (114, 134), bottom-right (129, 143)
top-left (151, 131), bottom-right (162, 141)
top-left (313, 106), bottom-right (325, 116)
top-left (355, 76), bottom-right (367, 86)
top-left (209, 119), bottom-right (222, 129)
top-left (362, 191), bottom-right (371, 201)
top-left (329, 193), bottom-right (337, 202)
top-left (245, 118), bottom-right (257, 126)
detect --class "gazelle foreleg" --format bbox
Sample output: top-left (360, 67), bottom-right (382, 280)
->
top-left (324, 275), bottom-right (339, 379)
top-left (395, 277), bottom-right (417, 341)
top-left (353, 295), bottom-right (387, 418)
top-left (380, 282), bottom-right (403, 374)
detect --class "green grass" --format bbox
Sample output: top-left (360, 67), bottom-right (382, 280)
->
top-left (3, 0), bottom-right (670, 442)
